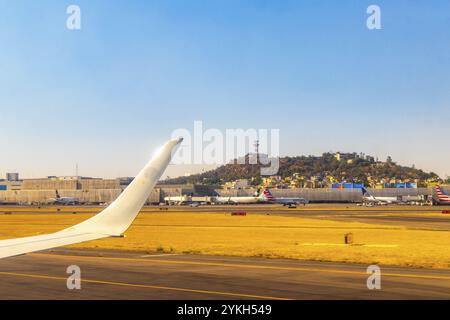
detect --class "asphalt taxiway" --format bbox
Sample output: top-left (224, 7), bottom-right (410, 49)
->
top-left (1, 204), bottom-right (449, 299)
top-left (0, 249), bottom-right (449, 299)
top-left (1, 204), bottom-right (448, 230)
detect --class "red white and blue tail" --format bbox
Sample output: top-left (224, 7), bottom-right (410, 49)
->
top-left (262, 189), bottom-right (275, 201)
top-left (435, 186), bottom-right (450, 203)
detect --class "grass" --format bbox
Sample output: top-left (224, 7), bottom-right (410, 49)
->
top-left (0, 212), bottom-right (449, 269)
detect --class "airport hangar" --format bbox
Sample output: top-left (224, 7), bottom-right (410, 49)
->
top-left (0, 175), bottom-right (445, 205)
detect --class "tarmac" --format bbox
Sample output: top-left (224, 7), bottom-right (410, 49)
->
top-left (1, 204), bottom-right (448, 230)
top-left (0, 204), bottom-right (449, 299)
top-left (0, 249), bottom-right (449, 299)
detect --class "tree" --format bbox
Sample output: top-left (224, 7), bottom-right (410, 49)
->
top-left (251, 176), bottom-right (262, 186)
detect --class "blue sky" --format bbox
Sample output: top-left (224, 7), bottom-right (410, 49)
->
top-left (0, 0), bottom-right (449, 178)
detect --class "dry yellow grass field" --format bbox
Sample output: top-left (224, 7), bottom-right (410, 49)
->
top-left (0, 212), bottom-right (449, 269)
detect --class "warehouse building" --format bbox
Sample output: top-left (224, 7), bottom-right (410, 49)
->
top-left (0, 174), bottom-right (216, 204)
top-left (6, 173), bottom-right (19, 181)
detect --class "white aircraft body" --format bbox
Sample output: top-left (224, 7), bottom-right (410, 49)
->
top-left (164, 195), bottom-right (211, 206)
top-left (49, 190), bottom-right (80, 205)
top-left (0, 138), bottom-right (182, 259)
top-left (164, 195), bottom-right (189, 205)
top-left (361, 187), bottom-right (399, 205)
top-left (261, 189), bottom-right (308, 206)
top-left (214, 190), bottom-right (265, 204)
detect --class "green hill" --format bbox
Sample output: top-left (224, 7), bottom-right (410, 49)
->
top-left (164, 152), bottom-right (440, 187)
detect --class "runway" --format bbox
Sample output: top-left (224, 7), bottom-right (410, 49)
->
top-left (177, 205), bottom-right (450, 231)
top-left (1, 204), bottom-right (449, 230)
top-left (0, 249), bottom-right (449, 299)
top-left (1, 204), bottom-right (449, 299)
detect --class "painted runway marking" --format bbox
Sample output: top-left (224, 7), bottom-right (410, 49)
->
top-left (140, 254), bottom-right (181, 258)
top-left (0, 271), bottom-right (290, 300)
top-left (31, 253), bottom-right (450, 281)
top-left (300, 243), bottom-right (399, 248)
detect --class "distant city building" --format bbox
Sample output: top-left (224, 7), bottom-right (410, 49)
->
top-left (6, 173), bottom-right (19, 181)
top-left (0, 180), bottom-right (22, 191)
top-left (223, 179), bottom-right (250, 190)
top-left (332, 183), bottom-right (364, 189)
top-left (234, 179), bottom-right (250, 189)
top-left (334, 152), bottom-right (341, 161)
top-left (384, 182), bottom-right (418, 189)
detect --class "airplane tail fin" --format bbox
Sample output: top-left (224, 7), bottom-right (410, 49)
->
top-left (261, 188), bottom-right (275, 201)
top-left (435, 185), bottom-right (450, 202)
top-left (55, 190), bottom-right (61, 199)
top-left (361, 187), bottom-right (370, 196)
top-left (65, 137), bottom-right (183, 236)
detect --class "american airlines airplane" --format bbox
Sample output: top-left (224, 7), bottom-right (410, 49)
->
top-left (214, 189), bottom-right (265, 204)
top-left (49, 190), bottom-right (80, 205)
top-left (0, 138), bottom-right (183, 259)
top-left (261, 189), bottom-right (308, 206)
top-left (434, 186), bottom-right (450, 205)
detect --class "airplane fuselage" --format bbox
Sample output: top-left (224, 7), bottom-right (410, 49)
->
top-left (272, 197), bottom-right (307, 205)
top-left (215, 196), bottom-right (262, 204)
top-left (364, 195), bottom-right (399, 204)
top-left (52, 197), bottom-right (80, 205)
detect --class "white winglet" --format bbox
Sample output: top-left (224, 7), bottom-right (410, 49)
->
top-left (0, 138), bottom-right (182, 259)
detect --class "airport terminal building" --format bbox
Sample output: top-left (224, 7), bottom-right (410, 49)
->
top-left (0, 173), bottom-right (446, 205)
top-left (0, 174), bottom-right (216, 205)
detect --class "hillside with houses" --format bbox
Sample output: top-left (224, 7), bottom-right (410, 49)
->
top-left (164, 152), bottom-right (447, 188)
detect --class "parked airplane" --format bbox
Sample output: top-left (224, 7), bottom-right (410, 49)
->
top-left (164, 195), bottom-right (189, 205)
top-left (213, 189), bottom-right (265, 204)
top-left (434, 186), bottom-right (450, 205)
top-left (0, 138), bottom-right (182, 259)
top-left (261, 189), bottom-right (308, 206)
top-left (49, 190), bottom-right (80, 205)
top-left (164, 195), bottom-right (211, 206)
top-left (361, 187), bottom-right (400, 205)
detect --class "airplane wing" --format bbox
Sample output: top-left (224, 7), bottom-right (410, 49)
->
top-left (0, 231), bottom-right (109, 259)
top-left (0, 137), bottom-right (183, 259)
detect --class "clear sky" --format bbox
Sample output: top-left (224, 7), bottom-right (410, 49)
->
top-left (0, 0), bottom-right (449, 179)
